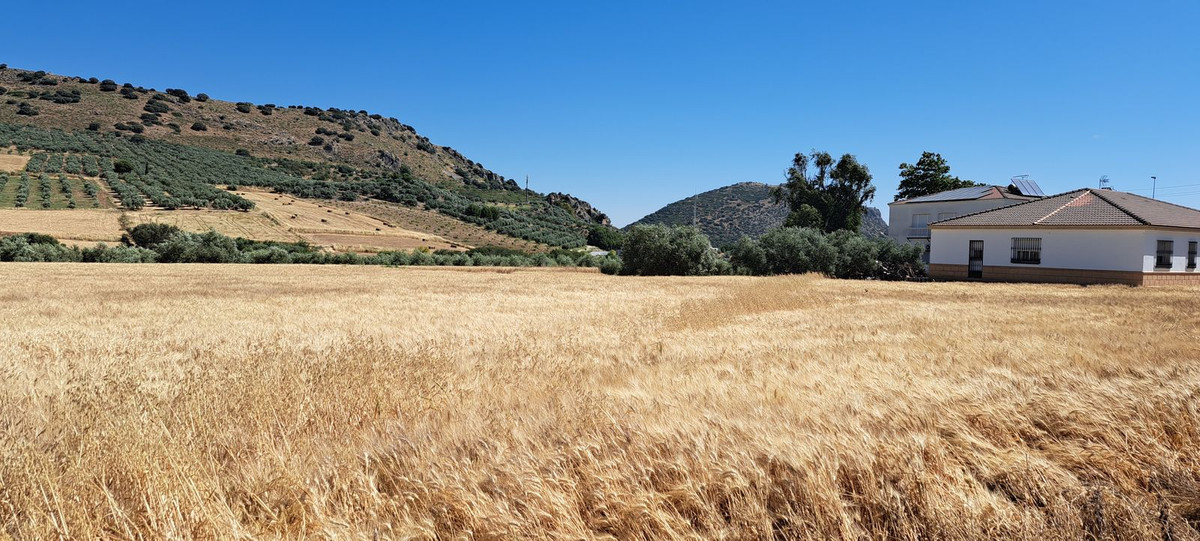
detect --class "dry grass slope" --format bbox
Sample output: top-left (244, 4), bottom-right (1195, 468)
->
top-left (1, 267), bottom-right (1199, 539)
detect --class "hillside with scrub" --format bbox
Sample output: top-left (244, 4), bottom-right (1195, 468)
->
top-left (0, 64), bottom-right (612, 251)
top-left (631, 181), bottom-right (888, 247)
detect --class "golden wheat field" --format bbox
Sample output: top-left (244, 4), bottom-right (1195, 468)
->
top-left (1, 265), bottom-right (1199, 539)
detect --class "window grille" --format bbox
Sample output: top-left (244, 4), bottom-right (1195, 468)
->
top-left (1189, 241), bottom-right (1197, 269)
top-left (1157, 240), bottom-right (1174, 268)
top-left (1010, 237), bottom-right (1041, 264)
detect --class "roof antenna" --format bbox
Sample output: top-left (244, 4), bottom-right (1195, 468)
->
top-left (1099, 176), bottom-right (1111, 190)
top-left (1151, 176), bottom-right (1157, 199)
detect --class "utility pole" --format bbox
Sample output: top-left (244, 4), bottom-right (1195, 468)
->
top-left (1152, 176), bottom-right (1157, 199)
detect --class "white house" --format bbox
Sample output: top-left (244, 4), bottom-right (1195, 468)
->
top-left (929, 188), bottom-right (1200, 286)
top-left (888, 185), bottom-right (1041, 262)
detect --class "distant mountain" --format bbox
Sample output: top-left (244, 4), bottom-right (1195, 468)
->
top-left (630, 182), bottom-right (887, 247)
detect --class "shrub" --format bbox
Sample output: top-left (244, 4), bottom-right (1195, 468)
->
top-left (155, 230), bottom-right (242, 263)
top-left (0, 234), bottom-right (81, 262)
top-left (620, 224), bottom-right (722, 276)
top-left (38, 89), bottom-right (81, 104)
top-left (587, 225), bottom-right (625, 251)
top-left (98, 80), bottom-right (118, 92)
top-left (113, 159), bottom-right (135, 174)
top-left (309, 136), bottom-right (325, 146)
top-left (873, 240), bottom-right (926, 281)
top-left (143, 101), bottom-right (170, 114)
top-left (16, 102), bottom-right (39, 116)
top-left (244, 246), bottom-right (292, 264)
top-left (235, 148), bottom-right (251, 157)
top-left (190, 122), bottom-right (208, 131)
top-left (235, 102), bottom-right (252, 113)
top-left (757, 227), bottom-right (836, 275)
top-left (125, 223), bottom-right (182, 248)
top-left (195, 93), bottom-right (209, 102)
top-left (86, 122), bottom-right (101, 131)
top-left (84, 244), bottom-right (158, 263)
top-left (114, 122), bottom-right (144, 134)
top-left (0, 87), bottom-right (6, 96)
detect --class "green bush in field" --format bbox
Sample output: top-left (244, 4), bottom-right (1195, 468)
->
top-left (125, 223), bottom-right (182, 248)
top-left (620, 224), bottom-right (723, 276)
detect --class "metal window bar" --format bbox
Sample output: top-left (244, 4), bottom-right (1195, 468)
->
top-left (1188, 241), bottom-right (1197, 269)
top-left (1157, 240), bottom-right (1174, 268)
top-left (1010, 237), bottom-right (1041, 264)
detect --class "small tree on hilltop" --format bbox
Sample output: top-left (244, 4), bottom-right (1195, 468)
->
top-left (894, 151), bottom-right (980, 201)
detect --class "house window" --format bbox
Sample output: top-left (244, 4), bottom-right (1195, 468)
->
top-left (1010, 237), bottom-right (1041, 264)
top-left (1156, 240), bottom-right (1174, 268)
top-left (911, 214), bottom-right (929, 227)
top-left (1188, 241), bottom-right (1197, 269)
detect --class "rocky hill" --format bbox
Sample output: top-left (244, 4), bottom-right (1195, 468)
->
top-left (630, 182), bottom-right (887, 247)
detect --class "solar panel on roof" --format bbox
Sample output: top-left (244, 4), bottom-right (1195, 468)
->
top-left (904, 185), bottom-right (995, 203)
top-left (1010, 178), bottom-right (1045, 197)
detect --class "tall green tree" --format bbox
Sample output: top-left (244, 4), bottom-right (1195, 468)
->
top-left (894, 151), bottom-right (980, 201)
top-left (773, 150), bottom-right (876, 234)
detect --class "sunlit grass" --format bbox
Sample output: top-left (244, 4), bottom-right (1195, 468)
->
top-left (1, 265), bottom-right (1198, 538)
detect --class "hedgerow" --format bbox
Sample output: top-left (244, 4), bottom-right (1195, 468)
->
top-left (45, 153), bottom-right (62, 173)
top-left (24, 153), bottom-right (47, 173)
top-left (38, 174), bottom-right (52, 208)
top-left (64, 154), bottom-right (82, 174)
top-left (14, 173), bottom-right (29, 207)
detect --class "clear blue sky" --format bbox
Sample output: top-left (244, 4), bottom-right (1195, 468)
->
top-left (5, 1), bottom-right (1199, 225)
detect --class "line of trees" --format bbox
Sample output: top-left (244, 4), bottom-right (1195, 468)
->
top-left (0, 226), bottom-right (621, 271)
top-left (615, 148), bottom-right (926, 279)
top-left (617, 224), bottom-right (924, 279)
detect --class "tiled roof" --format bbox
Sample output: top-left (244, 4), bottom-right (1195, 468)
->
top-left (895, 185), bottom-right (1039, 204)
top-left (931, 189), bottom-right (1200, 229)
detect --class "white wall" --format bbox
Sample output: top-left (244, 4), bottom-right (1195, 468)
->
top-left (887, 199), bottom-right (1027, 244)
top-left (1138, 233), bottom-right (1200, 272)
top-left (929, 228), bottom-right (1176, 272)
